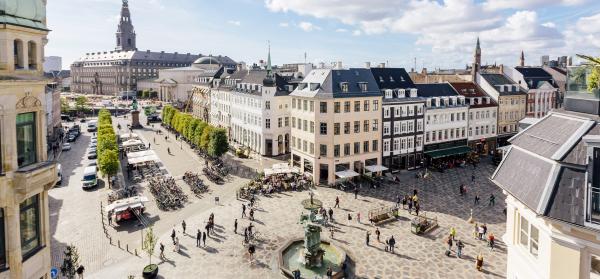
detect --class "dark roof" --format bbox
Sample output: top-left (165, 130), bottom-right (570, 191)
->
top-left (370, 68), bottom-right (415, 89)
top-left (415, 83), bottom-right (458, 97)
top-left (545, 167), bottom-right (586, 226)
top-left (480, 73), bottom-right (515, 86)
top-left (480, 74), bottom-right (527, 96)
top-left (450, 82), bottom-right (497, 108)
top-left (515, 67), bottom-right (552, 78)
top-left (326, 68), bottom-right (381, 98)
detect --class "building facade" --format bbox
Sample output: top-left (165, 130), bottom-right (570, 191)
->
top-left (504, 67), bottom-right (558, 118)
top-left (70, 0), bottom-right (234, 95)
top-left (371, 68), bottom-right (425, 171)
top-left (451, 82), bottom-right (498, 155)
top-left (477, 73), bottom-right (527, 146)
top-left (290, 68), bottom-right (383, 185)
top-left (0, 1), bottom-right (58, 278)
top-left (418, 84), bottom-right (470, 163)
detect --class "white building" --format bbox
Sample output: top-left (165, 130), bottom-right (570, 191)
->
top-left (43, 56), bottom-right (61, 72)
top-left (503, 66), bottom-right (558, 118)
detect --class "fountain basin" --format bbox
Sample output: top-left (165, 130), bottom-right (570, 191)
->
top-left (278, 238), bottom-right (347, 279)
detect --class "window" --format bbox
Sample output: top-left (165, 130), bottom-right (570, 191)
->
top-left (383, 123), bottom-right (390, 135)
top-left (393, 139), bottom-right (399, 151)
top-left (344, 122), bottom-right (350, 134)
top-left (354, 142), bottom-right (360, 154)
top-left (310, 143), bottom-right (314, 155)
top-left (354, 101), bottom-right (360, 112)
top-left (334, 123), bottom-right (340, 135)
top-left (303, 100), bottom-right (308, 111)
top-left (341, 82), bottom-right (349, 92)
top-left (297, 118), bottom-right (302, 129)
top-left (265, 119), bottom-right (271, 129)
top-left (285, 117), bottom-right (289, 127)
top-left (310, 101), bottom-right (314, 112)
top-left (334, 102), bottom-right (341, 113)
top-left (519, 215), bottom-right (539, 257)
top-left (17, 112), bottom-right (36, 167)
top-left (384, 107), bottom-right (390, 118)
top-left (278, 118), bottom-right (283, 128)
top-left (320, 123), bottom-right (327, 135)
top-left (373, 100), bottom-right (379, 111)
top-left (303, 120), bottom-right (308, 132)
top-left (372, 140), bottom-right (378, 151)
top-left (334, 145), bottom-right (340, 157)
top-left (354, 121), bottom-right (360, 133)
top-left (372, 119), bottom-right (378, 131)
top-left (364, 141), bottom-right (369, 153)
top-left (383, 140), bottom-right (390, 152)
top-left (344, 101), bottom-right (350, 113)
top-left (292, 98), bottom-right (296, 109)
top-left (265, 101), bottom-right (271, 109)
top-left (530, 226), bottom-right (539, 256)
top-left (320, 102), bottom-right (327, 113)
top-left (303, 141), bottom-right (307, 152)
top-left (364, 120), bottom-right (369, 132)
top-left (344, 143), bottom-right (350, 156)
top-left (364, 100), bottom-right (370, 111)
top-left (320, 144), bottom-right (327, 157)
top-left (310, 121), bottom-right (315, 133)
top-left (358, 82), bottom-right (368, 92)
top-left (20, 195), bottom-right (41, 259)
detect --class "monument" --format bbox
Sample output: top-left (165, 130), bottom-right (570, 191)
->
top-left (130, 99), bottom-right (142, 128)
top-left (302, 222), bottom-right (325, 267)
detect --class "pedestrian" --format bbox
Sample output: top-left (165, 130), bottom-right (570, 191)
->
top-left (249, 208), bottom-right (255, 221)
top-left (408, 198), bottom-right (413, 215)
top-left (402, 195), bottom-right (407, 209)
top-left (107, 211), bottom-right (112, 226)
top-left (153, 137), bottom-right (156, 144)
top-left (357, 212), bottom-right (361, 223)
top-left (450, 227), bottom-right (457, 240)
top-left (388, 236), bottom-right (396, 253)
top-left (242, 204), bottom-right (247, 218)
top-left (76, 265), bottom-right (85, 279)
top-left (167, 147), bottom-right (171, 154)
top-left (473, 223), bottom-right (479, 239)
top-left (459, 184), bottom-right (464, 196)
top-left (347, 213), bottom-right (352, 226)
top-left (472, 173), bottom-right (475, 182)
top-left (456, 240), bottom-right (464, 258)
top-left (159, 242), bottom-right (165, 259)
top-left (476, 253), bottom-right (484, 271)
top-left (326, 266), bottom-right (333, 279)
top-left (196, 229), bottom-right (201, 247)
top-left (234, 219), bottom-right (238, 234)
top-left (334, 196), bottom-right (340, 208)
top-left (202, 231), bottom-right (207, 247)
top-left (148, 143), bottom-right (151, 149)
top-left (170, 229), bottom-right (176, 244)
top-left (205, 222), bottom-right (210, 237)
top-left (482, 223), bottom-right (488, 238)
top-left (173, 237), bottom-right (180, 253)
top-left (328, 208), bottom-right (333, 221)
top-left (415, 202), bottom-right (420, 216)
top-left (244, 227), bottom-right (249, 243)
top-left (366, 231), bottom-right (370, 246)
top-left (248, 244), bottom-right (256, 263)
top-left (446, 235), bottom-right (453, 252)
top-left (354, 187), bottom-right (359, 199)
top-left (375, 228), bottom-right (381, 242)
top-left (396, 195), bottom-right (401, 208)
top-left (182, 220), bottom-right (186, 235)
top-left (478, 225), bottom-right (485, 240)
top-left (488, 232), bottom-right (495, 250)
top-left (474, 195), bottom-right (480, 205)
top-left (488, 194), bottom-right (495, 206)
top-left (329, 227), bottom-right (334, 239)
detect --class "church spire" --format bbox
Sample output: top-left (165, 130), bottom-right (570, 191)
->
top-left (116, 0), bottom-right (136, 51)
top-left (472, 37), bottom-right (481, 81)
top-left (263, 41), bottom-right (275, 86)
top-left (520, 50), bottom-right (525, 67)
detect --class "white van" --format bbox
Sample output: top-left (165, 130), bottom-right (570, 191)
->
top-left (82, 166), bottom-right (98, 189)
top-left (56, 163), bottom-right (62, 185)
top-left (87, 121), bottom-right (98, 132)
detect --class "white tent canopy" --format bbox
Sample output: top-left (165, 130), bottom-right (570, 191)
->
top-left (120, 133), bottom-right (139, 141)
top-left (365, 165), bottom-right (388, 173)
top-left (127, 150), bottom-right (156, 159)
top-left (128, 155), bottom-right (159, 165)
top-left (263, 163), bottom-right (300, 176)
top-left (105, 196), bottom-right (149, 212)
top-left (122, 139), bottom-right (144, 148)
top-left (335, 170), bottom-right (360, 179)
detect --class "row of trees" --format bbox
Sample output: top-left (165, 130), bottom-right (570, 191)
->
top-left (97, 109), bottom-right (119, 186)
top-left (161, 106), bottom-right (228, 158)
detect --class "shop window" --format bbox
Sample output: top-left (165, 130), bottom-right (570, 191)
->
top-left (17, 112), bottom-right (37, 168)
top-left (20, 195), bottom-right (41, 259)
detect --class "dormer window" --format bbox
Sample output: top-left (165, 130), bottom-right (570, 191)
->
top-left (410, 89), bottom-right (417, 98)
top-left (385, 89), bottom-right (392, 99)
top-left (398, 89), bottom-right (406, 98)
top-left (389, 76), bottom-right (395, 82)
top-left (358, 82), bottom-right (368, 92)
top-left (340, 82), bottom-right (349, 92)
top-left (310, 83), bottom-right (320, 91)
top-left (379, 76), bottom-right (384, 82)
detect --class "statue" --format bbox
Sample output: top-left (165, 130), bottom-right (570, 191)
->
top-left (302, 223), bottom-right (324, 267)
top-left (132, 98), bottom-right (138, 111)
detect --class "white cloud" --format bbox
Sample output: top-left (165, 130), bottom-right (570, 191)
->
top-left (279, 22), bottom-right (289, 28)
top-left (335, 28), bottom-right (348, 33)
top-left (576, 13), bottom-right (600, 34)
top-left (482, 0), bottom-right (587, 11)
top-left (567, 12), bottom-right (600, 50)
top-left (352, 30), bottom-right (362, 36)
top-left (298, 21), bottom-right (320, 32)
top-left (227, 20), bottom-right (241, 26)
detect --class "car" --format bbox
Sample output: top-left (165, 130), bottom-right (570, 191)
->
top-left (89, 142), bottom-right (97, 148)
top-left (56, 163), bottom-right (62, 185)
top-left (67, 134), bottom-right (76, 142)
top-left (82, 166), bottom-right (98, 189)
top-left (90, 138), bottom-right (97, 144)
top-left (80, 118), bottom-right (87, 123)
top-left (62, 143), bottom-right (72, 151)
top-left (87, 150), bottom-right (97, 160)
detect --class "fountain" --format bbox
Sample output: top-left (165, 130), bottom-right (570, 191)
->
top-left (278, 206), bottom-right (348, 278)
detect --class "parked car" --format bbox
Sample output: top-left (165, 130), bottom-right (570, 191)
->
top-left (82, 166), bottom-right (98, 189)
top-left (80, 118), bottom-right (87, 123)
top-left (56, 163), bottom-right (62, 185)
top-left (67, 134), bottom-right (77, 142)
top-left (62, 143), bottom-right (72, 151)
top-left (87, 150), bottom-right (97, 159)
top-left (89, 142), bottom-right (97, 149)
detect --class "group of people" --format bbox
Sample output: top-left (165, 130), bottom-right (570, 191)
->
top-left (395, 190), bottom-right (421, 216)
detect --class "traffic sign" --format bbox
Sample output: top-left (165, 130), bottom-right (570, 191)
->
top-left (50, 267), bottom-right (59, 279)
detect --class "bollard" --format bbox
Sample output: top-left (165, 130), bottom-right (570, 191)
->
top-left (135, 249), bottom-right (138, 256)
top-left (126, 244), bottom-right (129, 252)
top-left (109, 237), bottom-right (112, 245)
top-left (118, 240), bottom-right (121, 248)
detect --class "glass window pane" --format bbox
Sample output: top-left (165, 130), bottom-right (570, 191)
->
top-left (520, 216), bottom-right (529, 247)
top-left (16, 112), bottom-right (36, 167)
top-left (20, 195), bottom-right (40, 258)
top-left (530, 226), bottom-right (539, 256)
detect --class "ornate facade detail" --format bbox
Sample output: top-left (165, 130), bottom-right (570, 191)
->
top-left (16, 93), bottom-right (42, 109)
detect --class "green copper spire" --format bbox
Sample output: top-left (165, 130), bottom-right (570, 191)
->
top-left (266, 41), bottom-right (273, 76)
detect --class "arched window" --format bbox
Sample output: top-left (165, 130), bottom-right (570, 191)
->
top-left (13, 39), bottom-right (24, 69)
top-left (127, 38), bottom-right (131, 46)
top-left (28, 41), bottom-right (37, 70)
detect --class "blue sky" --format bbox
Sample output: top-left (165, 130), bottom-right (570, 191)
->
top-left (46, 0), bottom-right (600, 70)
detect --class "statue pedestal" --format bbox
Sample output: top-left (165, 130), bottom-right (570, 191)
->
top-left (131, 110), bottom-right (142, 129)
top-left (304, 248), bottom-right (325, 268)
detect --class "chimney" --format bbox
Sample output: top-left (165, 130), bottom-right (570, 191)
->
top-left (236, 63), bottom-right (243, 72)
top-left (318, 62), bottom-right (325, 69)
top-left (499, 64), bottom-right (504, 74)
top-left (337, 61), bottom-right (343, 69)
top-left (365, 62), bottom-right (371, 69)
top-left (421, 68), bottom-right (427, 74)
top-left (379, 63), bottom-right (385, 68)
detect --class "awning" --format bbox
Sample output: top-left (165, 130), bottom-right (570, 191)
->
top-left (128, 155), bottom-right (159, 165)
top-left (335, 170), bottom-right (360, 179)
top-left (105, 196), bottom-right (149, 212)
top-left (365, 165), bottom-right (388, 173)
top-left (120, 133), bottom-right (139, 141)
top-left (425, 146), bottom-right (472, 159)
top-left (263, 163), bottom-right (300, 176)
top-left (127, 150), bottom-right (156, 159)
top-left (122, 139), bottom-right (144, 147)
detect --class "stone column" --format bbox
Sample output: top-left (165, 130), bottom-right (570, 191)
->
top-left (6, 203), bottom-right (23, 279)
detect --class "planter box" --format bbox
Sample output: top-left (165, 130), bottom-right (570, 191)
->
top-left (143, 264), bottom-right (158, 279)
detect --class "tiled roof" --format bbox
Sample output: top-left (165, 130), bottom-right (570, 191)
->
top-left (450, 82), bottom-right (497, 108)
top-left (370, 68), bottom-right (415, 89)
top-left (415, 83), bottom-right (458, 97)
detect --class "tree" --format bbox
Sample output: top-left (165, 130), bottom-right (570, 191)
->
top-left (186, 119), bottom-right (200, 140)
top-left (60, 97), bottom-right (69, 113)
top-left (75, 96), bottom-right (88, 113)
top-left (208, 128), bottom-right (228, 157)
top-left (199, 125), bottom-right (213, 151)
top-left (99, 150), bottom-right (119, 186)
top-left (97, 134), bottom-right (118, 156)
top-left (193, 122), bottom-right (207, 146)
top-left (576, 54), bottom-right (600, 91)
top-left (60, 244), bottom-right (80, 279)
top-left (142, 227), bottom-right (158, 265)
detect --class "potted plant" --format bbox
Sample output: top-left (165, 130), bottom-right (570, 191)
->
top-left (142, 227), bottom-right (159, 279)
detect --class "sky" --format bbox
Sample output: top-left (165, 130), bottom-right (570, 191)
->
top-left (46, 0), bottom-right (600, 70)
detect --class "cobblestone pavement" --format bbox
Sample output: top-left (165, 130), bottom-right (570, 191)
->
top-left (91, 158), bottom-right (507, 279)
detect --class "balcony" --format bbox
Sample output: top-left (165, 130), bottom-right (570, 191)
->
top-left (14, 161), bottom-right (57, 196)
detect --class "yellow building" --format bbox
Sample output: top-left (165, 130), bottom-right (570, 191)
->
top-left (0, 1), bottom-right (58, 278)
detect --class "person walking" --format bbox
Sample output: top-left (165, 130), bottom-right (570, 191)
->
top-left (450, 227), bottom-right (457, 240)
top-left (446, 235), bottom-right (453, 253)
top-left (170, 229), bottom-right (176, 245)
top-left (456, 240), bottom-right (465, 258)
top-left (196, 229), bottom-right (201, 247)
top-left (334, 196), bottom-right (340, 208)
top-left (408, 198), bottom-right (413, 215)
top-left (388, 236), bottom-right (396, 253)
top-left (76, 265), bottom-right (85, 279)
top-left (402, 195), bottom-right (407, 209)
top-left (205, 222), bottom-right (210, 237)
top-left (396, 195), bottom-right (401, 208)
top-left (482, 223), bottom-right (488, 238)
top-left (415, 202), bottom-right (420, 216)
top-left (488, 194), bottom-right (495, 206)
top-left (244, 227), bottom-right (249, 243)
top-left (242, 204), bottom-right (247, 218)
top-left (202, 231), bottom-right (207, 247)
top-left (473, 223), bottom-right (479, 239)
top-left (329, 227), bottom-right (334, 239)
top-left (375, 228), bottom-right (381, 242)
top-left (357, 212), bottom-right (361, 223)
top-left (347, 213), bottom-right (352, 226)
top-left (478, 225), bottom-right (485, 240)
top-left (459, 184), bottom-right (464, 196)
top-left (107, 211), bottom-right (112, 226)
top-left (249, 208), bottom-right (255, 221)
top-left (173, 237), bottom-right (180, 253)
top-left (328, 208), bottom-right (334, 221)
top-left (159, 243), bottom-right (165, 259)
top-left (476, 253), bottom-right (484, 271)
top-left (474, 195), bottom-right (480, 205)
top-left (354, 187), bottom-right (359, 199)
top-left (366, 231), bottom-right (370, 246)
top-left (234, 219), bottom-right (238, 234)
top-left (488, 232), bottom-right (495, 251)
top-left (182, 220), bottom-right (187, 235)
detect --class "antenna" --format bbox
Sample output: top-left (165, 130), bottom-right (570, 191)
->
top-left (304, 52), bottom-right (307, 64)
top-left (414, 57), bottom-right (417, 72)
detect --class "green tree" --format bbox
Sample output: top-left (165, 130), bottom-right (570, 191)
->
top-left (199, 125), bottom-right (213, 150)
top-left (576, 54), bottom-right (600, 91)
top-left (75, 96), bottom-right (88, 113)
top-left (142, 227), bottom-right (158, 265)
top-left (60, 244), bottom-right (80, 279)
top-left (60, 97), bottom-right (69, 113)
top-left (97, 134), bottom-right (117, 156)
top-left (99, 149), bottom-right (119, 187)
top-left (186, 119), bottom-right (200, 140)
top-left (193, 122), bottom-right (207, 146)
top-left (208, 128), bottom-right (228, 157)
